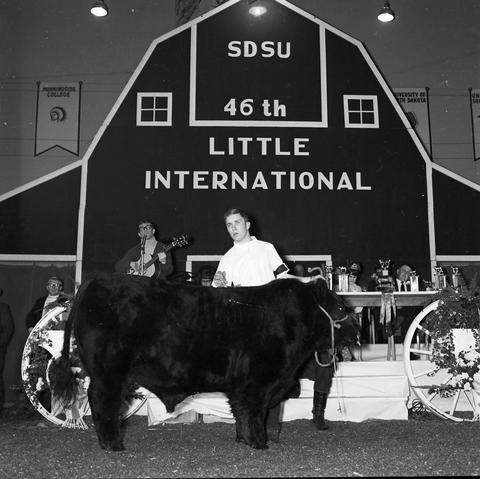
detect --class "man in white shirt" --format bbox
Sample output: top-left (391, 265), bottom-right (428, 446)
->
top-left (213, 208), bottom-right (313, 441)
top-left (213, 208), bottom-right (310, 288)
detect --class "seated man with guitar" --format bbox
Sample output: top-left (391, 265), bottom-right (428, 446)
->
top-left (115, 220), bottom-right (174, 280)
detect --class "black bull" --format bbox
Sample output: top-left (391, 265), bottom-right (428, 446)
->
top-left (51, 274), bottom-right (359, 451)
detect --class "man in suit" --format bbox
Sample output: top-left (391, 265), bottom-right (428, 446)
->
top-left (25, 277), bottom-right (69, 334)
top-left (395, 264), bottom-right (413, 292)
top-left (0, 287), bottom-right (14, 414)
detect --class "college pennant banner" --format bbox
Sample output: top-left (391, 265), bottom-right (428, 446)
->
top-left (34, 81), bottom-right (81, 156)
top-left (469, 88), bottom-right (480, 161)
top-left (393, 87), bottom-right (432, 155)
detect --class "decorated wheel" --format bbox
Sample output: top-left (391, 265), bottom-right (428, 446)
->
top-left (21, 304), bottom-right (147, 428)
top-left (403, 300), bottom-right (480, 421)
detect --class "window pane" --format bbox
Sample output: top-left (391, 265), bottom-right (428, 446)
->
top-left (154, 110), bottom-right (168, 122)
top-left (362, 112), bottom-right (375, 124)
top-left (361, 99), bottom-right (374, 111)
top-left (349, 99), bottom-right (361, 110)
top-left (155, 96), bottom-right (168, 109)
top-left (141, 97), bottom-right (154, 109)
top-left (141, 110), bottom-right (154, 122)
top-left (349, 112), bottom-right (361, 124)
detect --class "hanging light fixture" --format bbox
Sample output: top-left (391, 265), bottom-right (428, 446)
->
top-left (91, 0), bottom-right (109, 17)
top-left (248, 0), bottom-right (267, 17)
top-left (377, 1), bottom-right (395, 22)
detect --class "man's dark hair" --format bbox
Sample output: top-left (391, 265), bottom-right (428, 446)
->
top-left (137, 219), bottom-right (155, 229)
top-left (223, 208), bottom-right (249, 222)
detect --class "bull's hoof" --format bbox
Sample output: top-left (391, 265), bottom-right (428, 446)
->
top-left (266, 425), bottom-right (281, 443)
top-left (252, 441), bottom-right (268, 450)
top-left (235, 435), bottom-right (248, 445)
top-left (100, 440), bottom-right (125, 451)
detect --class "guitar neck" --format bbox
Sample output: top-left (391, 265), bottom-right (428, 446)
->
top-left (141, 242), bottom-right (174, 269)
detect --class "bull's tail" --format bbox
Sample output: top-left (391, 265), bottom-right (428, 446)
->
top-left (49, 291), bottom-right (81, 407)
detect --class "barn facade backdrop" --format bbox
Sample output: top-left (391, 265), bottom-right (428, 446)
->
top-left (1, 0), bottom-right (479, 397)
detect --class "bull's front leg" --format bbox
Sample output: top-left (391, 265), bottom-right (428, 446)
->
top-left (229, 396), bottom-right (268, 449)
top-left (265, 402), bottom-right (282, 443)
top-left (88, 377), bottom-right (125, 451)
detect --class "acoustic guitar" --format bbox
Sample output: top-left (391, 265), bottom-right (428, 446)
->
top-left (128, 234), bottom-right (189, 278)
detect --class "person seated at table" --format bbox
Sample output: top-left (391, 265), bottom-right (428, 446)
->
top-left (394, 264), bottom-right (413, 292)
top-left (348, 262), bottom-right (364, 294)
top-left (25, 277), bottom-right (71, 334)
top-left (366, 265), bottom-right (394, 343)
top-left (394, 265), bottom-right (422, 348)
top-left (348, 262), bottom-right (369, 344)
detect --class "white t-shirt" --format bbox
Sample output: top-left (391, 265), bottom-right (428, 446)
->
top-left (215, 236), bottom-right (288, 287)
top-left (42, 294), bottom-right (59, 316)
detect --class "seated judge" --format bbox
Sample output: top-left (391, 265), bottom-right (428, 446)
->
top-left (395, 264), bottom-right (414, 292)
top-left (25, 277), bottom-right (70, 334)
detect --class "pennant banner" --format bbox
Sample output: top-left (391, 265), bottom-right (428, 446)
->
top-left (393, 88), bottom-right (431, 155)
top-left (34, 82), bottom-right (81, 156)
top-left (470, 88), bottom-right (480, 161)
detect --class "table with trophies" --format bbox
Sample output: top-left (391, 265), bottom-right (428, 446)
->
top-left (330, 261), bottom-right (463, 357)
top-left (332, 261), bottom-right (480, 422)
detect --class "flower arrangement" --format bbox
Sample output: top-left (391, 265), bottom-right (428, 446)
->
top-left (424, 273), bottom-right (480, 395)
top-left (22, 300), bottom-right (146, 427)
top-left (22, 303), bottom-right (71, 409)
top-left (449, 349), bottom-right (480, 391)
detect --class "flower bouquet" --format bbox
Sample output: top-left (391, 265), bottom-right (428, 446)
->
top-left (424, 273), bottom-right (480, 408)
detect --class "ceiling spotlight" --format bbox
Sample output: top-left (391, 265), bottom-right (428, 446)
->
top-left (91, 0), bottom-right (109, 17)
top-left (377, 1), bottom-right (395, 22)
top-left (249, 6), bottom-right (267, 16)
top-left (248, 1), bottom-right (267, 16)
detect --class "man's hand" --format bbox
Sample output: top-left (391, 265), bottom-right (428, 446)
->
top-left (213, 271), bottom-right (227, 287)
top-left (157, 252), bottom-right (167, 264)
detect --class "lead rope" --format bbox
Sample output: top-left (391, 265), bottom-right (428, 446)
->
top-left (313, 302), bottom-right (349, 413)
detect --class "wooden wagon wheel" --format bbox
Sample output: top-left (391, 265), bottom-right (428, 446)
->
top-left (403, 300), bottom-right (480, 421)
top-left (21, 305), bottom-right (147, 427)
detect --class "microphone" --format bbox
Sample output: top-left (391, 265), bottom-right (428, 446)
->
top-left (140, 234), bottom-right (146, 248)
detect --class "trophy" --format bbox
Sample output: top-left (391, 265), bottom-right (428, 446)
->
top-left (451, 266), bottom-right (462, 289)
top-left (409, 270), bottom-right (419, 292)
top-left (376, 259), bottom-right (394, 292)
top-left (325, 265), bottom-right (333, 290)
top-left (423, 279), bottom-right (434, 291)
top-left (338, 266), bottom-right (349, 292)
top-left (434, 266), bottom-right (447, 290)
top-left (379, 259), bottom-right (391, 276)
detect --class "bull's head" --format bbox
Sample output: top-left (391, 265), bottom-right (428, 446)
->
top-left (311, 278), bottom-right (361, 350)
